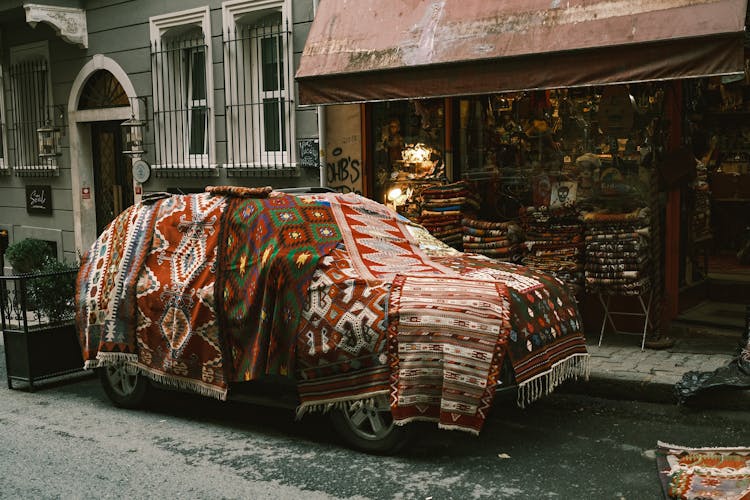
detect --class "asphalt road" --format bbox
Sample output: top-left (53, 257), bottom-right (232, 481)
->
top-left (1, 346), bottom-right (748, 499)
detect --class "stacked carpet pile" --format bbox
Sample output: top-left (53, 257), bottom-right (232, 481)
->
top-left (461, 217), bottom-right (525, 263)
top-left (520, 205), bottom-right (585, 295)
top-left (582, 207), bottom-right (651, 296)
top-left (419, 181), bottom-right (480, 250)
top-left (691, 160), bottom-right (712, 240)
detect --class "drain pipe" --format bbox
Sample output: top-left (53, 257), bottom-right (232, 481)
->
top-left (313, 0), bottom-right (327, 188)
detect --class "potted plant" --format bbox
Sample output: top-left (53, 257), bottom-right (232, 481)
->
top-left (1, 238), bottom-right (83, 390)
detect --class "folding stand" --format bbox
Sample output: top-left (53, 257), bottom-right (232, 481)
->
top-left (597, 290), bottom-right (654, 351)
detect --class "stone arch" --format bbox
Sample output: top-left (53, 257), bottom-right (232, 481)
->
top-left (68, 55), bottom-right (142, 254)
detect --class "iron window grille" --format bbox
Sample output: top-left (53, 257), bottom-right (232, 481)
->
top-left (224, 15), bottom-right (296, 176)
top-left (8, 60), bottom-right (57, 176)
top-left (151, 34), bottom-right (213, 176)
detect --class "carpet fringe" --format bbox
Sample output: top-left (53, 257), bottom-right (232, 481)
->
top-left (90, 356), bottom-right (228, 401)
top-left (135, 367), bottom-right (228, 401)
top-left (94, 352), bottom-right (138, 366)
top-left (658, 441), bottom-right (750, 453)
top-left (295, 390), bottom-right (390, 420)
top-left (516, 353), bottom-right (590, 408)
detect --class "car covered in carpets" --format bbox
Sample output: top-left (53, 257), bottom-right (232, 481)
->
top-left (76, 185), bottom-right (589, 453)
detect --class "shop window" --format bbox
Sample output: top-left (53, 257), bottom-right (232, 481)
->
top-left (371, 99), bottom-right (445, 210)
top-left (223, 1), bottom-right (294, 173)
top-left (7, 41), bottom-right (56, 174)
top-left (150, 7), bottom-right (214, 174)
top-left (450, 88), bottom-right (661, 221)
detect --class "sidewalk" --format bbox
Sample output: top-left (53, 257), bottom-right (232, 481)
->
top-left (563, 326), bottom-right (750, 410)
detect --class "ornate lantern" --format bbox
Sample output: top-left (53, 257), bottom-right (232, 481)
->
top-left (121, 114), bottom-right (146, 157)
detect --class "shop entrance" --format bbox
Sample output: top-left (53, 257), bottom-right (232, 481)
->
top-left (92, 121), bottom-right (132, 234)
top-left (678, 76), bottom-right (750, 333)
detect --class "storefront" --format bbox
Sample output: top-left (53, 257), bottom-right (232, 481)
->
top-left (297, 0), bottom-right (749, 336)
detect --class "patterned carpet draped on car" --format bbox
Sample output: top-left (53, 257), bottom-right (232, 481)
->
top-left (134, 193), bottom-right (229, 399)
top-left (76, 190), bottom-right (589, 431)
top-left (324, 192), bottom-right (455, 281)
top-left (387, 275), bottom-right (511, 434)
top-left (295, 247), bottom-right (391, 414)
top-left (431, 254), bottom-right (590, 407)
top-left (656, 441), bottom-right (750, 499)
top-left (295, 193), bottom-right (589, 433)
top-left (76, 202), bottom-right (158, 367)
top-left (216, 192), bottom-right (342, 381)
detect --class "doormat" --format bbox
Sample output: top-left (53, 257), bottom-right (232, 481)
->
top-left (656, 441), bottom-right (750, 499)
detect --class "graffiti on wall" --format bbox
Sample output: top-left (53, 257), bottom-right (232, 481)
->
top-left (327, 146), bottom-right (361, 194)
top-left (325, 105), bottom-right (363, 195)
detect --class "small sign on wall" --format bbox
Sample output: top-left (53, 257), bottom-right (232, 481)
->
top-left (26, 185), bottom-right (52, 215)
top-left (298, 139), bottom-right (320, 169)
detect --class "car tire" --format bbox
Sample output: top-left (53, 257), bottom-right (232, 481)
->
top-left (98, 364), bottom-right (150, 409)
top-left (329, 396), bottom-right (414, 454)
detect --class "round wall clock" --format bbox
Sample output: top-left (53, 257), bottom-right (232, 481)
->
top-left (132, 159), bottom-right (151, 184)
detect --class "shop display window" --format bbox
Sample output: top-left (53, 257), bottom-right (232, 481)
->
top-left (371, 99), bottom-right (445, 217)
top-left (452, 86), bottom-right (665, 221)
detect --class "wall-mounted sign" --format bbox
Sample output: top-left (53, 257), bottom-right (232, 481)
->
top-left (81, 186), bottom-right (91, 200)
top-left (26, 185), bottom-right (52, 215)
top-left (298, 139), bottom-right (319, 169)
top-left (132, 159), bottom-right (151, 184)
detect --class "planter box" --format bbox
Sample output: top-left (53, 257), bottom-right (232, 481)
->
top-left (1, 270), bottom-right (87, 391)
top-left (3, 322), bottom-right (84, 390)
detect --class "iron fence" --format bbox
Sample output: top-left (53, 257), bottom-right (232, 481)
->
top-left (1, 269), bottom-right (83, 390)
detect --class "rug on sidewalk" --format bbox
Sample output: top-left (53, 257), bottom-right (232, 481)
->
top-left (656, 441), bottom-right (750, 499)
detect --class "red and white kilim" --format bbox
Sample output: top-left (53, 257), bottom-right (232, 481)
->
top-left (323, 193), bottom-right (456, 281)
top-left (388, 274), bottom-right (511, 435)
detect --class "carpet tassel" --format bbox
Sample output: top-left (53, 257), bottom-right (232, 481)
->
top-left (516, 353), bottom-right (590, 408)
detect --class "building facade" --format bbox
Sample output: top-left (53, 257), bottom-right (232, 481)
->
top-left (0, 0), bottom-right (323, 269)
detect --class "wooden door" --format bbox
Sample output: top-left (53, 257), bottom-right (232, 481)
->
top-left (92, 121), bottom-right (133, 234)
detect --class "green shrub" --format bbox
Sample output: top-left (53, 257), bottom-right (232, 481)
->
top-left (29, 259), bottom-right (78, 323)
top-left (5, 238), bottom-right (54, 274)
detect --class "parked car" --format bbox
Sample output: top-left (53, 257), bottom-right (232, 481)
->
top-left (76, 187), bottom-right (588, 453)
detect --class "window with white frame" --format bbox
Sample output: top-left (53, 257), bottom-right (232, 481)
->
top-left (150, 8), bottom-right (214, 172)
top-left (7, 41), bottom-right (56, 172)
top-left (223, 1), bottom-right (295, 172)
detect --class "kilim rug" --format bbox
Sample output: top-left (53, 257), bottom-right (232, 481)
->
top-left (295, 247), bottom-right (391, 416)
top-left (216, 192), bottom-right (342, 382)
top-left (387, 274), bottom-right (512, 435)
top-left (76, 202), bottom-right (157, 367)
top-left (656, 441), bottom-right (750, 499)
top-left (430, 254), bottom-right (589, 407)
top-left (134, 193), bottom-right (229, 399)
top-left (323, 192), bottom-right (455, 281)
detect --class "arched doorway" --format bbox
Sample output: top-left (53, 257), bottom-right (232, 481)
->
top-left (68, 55), bottom-right (141, 253)
top-left (79, 70), bottom-right (133, 234)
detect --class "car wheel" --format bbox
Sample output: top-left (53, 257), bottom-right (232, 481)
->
top-left (329, 396), bottom-right (413, 454)
top-left (98, 364), bottom-right (149, 409)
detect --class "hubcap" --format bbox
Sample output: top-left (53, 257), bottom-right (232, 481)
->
top-left (105, 365), bottom-right (139, 397)
top-left (342, 396), bottom-right (395, 440)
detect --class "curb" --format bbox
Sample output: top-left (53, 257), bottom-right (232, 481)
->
top-left (559, 374), bottom-right (750, 411)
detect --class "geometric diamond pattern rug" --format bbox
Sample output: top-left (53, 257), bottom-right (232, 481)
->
top-left (216, 192), bottom-right (341, 382)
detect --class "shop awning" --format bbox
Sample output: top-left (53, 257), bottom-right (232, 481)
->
top-left (296, 0), bottom-right (748, 104)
